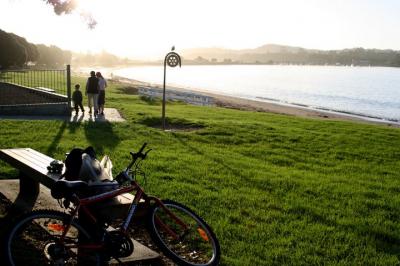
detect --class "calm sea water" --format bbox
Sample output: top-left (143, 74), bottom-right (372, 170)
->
top-left (113, 65), bottom-right (400, 122)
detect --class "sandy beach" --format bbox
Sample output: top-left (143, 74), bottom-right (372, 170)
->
top-left (111, 76), bottom-right (399, 128)
top-left (206, 92), bottom-right (400, 127)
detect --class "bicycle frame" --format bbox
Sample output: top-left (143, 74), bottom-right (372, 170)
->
top-left (59, 178), bottom-right (189, 251)
top-left (5, 143), bottom-right (220, 266)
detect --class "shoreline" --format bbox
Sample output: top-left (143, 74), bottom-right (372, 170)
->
top-left (208, 92), bottom-right (400, 127)
top-left (105, 74), bottom-right (400, 128)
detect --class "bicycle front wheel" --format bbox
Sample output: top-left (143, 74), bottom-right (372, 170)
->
top-left (148, 200), bottom-right (220, 266)
top-left (4, 209), bottom-right (100, 266)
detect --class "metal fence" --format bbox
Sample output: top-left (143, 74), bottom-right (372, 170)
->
top-left (0, 65), bottom-right (71, 108)
top-left (0, 68), bottom-right (67, 95)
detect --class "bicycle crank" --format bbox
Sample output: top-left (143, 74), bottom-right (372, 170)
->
top-left (44, 242), bottom-right (69, 264)
top-left (105, 230), bottom-right (134, 258)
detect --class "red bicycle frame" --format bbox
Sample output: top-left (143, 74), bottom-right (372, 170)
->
top-left (58, 177), bottom-right (189, 250)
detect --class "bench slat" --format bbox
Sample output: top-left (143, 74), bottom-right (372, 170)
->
top-left (11, 149), bottom-right (52, 169)
top-left (19, 148), bottom-right (55, 165)
top-left (1, 149), bottom-right (47, 172)
top-left (3, 149), bottom-right (49, 172)
top-left (0, 148), bottom-right (60, 188)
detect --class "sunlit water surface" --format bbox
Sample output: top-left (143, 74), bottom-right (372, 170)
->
top-left (112, 65), bottom-right (400, 122)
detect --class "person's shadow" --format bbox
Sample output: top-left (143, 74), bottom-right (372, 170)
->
top-left (83, 121), bottom-right (120, 154)
top-left (71, 113), bottom-right (84, 123)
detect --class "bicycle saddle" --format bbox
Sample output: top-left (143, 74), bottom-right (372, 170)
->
top-left (51, 180), bottom-right (88, 199)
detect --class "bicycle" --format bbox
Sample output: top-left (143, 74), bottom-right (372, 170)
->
top-left (4, 143), bottom-right (221, 266)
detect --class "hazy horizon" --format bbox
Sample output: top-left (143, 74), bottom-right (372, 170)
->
top-left (1, 0), bottom-right (400, 60)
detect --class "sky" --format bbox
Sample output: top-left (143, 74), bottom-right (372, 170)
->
top-left (1, 0), bottom-right (400, 60)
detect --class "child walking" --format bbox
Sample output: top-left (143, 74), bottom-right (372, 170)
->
top-left (72, 84), bottom-right (85, 115)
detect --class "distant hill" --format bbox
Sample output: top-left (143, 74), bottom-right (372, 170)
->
top-left (181, 44), bottom-right (400, 67)
top-left (182, 44), bottom-right (317, 59)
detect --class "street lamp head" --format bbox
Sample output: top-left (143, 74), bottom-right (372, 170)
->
top-left (165, 51), bottom-right (181, 68)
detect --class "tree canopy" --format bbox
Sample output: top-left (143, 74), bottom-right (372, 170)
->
top-left (0, 29), bottom-right (35, 68)
top-left (0, 29), bottom-right (71, 69)
top-left (44, 0), bottom-right (97, 29)
top-left (45, 0), bottom-right (77, 15)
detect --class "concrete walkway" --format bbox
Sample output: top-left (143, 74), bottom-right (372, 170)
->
top-left (69, 107), bottom-right (125, 122)
top-left (0, 107), bottom-right (126, 122)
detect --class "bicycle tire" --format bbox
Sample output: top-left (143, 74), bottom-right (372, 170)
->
top-left (4, 209), bottom-right (101, 266)
top-left (147, 200), bottom-right (221, 266)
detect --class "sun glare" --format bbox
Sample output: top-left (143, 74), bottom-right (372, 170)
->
top-left (75, 0), bottom-right (95, 12)
top-left (1, 0), bottom-right (400, 60)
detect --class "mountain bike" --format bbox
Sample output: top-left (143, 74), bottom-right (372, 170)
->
top-left (4, 143), bottom-right (220, 266)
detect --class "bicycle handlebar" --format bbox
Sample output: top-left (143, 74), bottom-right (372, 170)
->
top-left (138, 142), bottom-right (147, 154)
top-left (111, 143), bottom-right (152, 185)
top-left (125, 143), bottom-right (151, 172)
top-left (129, 142), bottom-right (147, 160)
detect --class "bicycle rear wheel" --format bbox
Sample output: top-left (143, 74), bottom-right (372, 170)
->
top-left (4, 209), bottom-right (100, 266)
top-left (147, 200), bottom-right (220, 266)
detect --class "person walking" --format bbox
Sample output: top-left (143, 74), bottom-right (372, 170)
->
top-left (85, 71), bottom-right (99, 115)
top-left (72, 84), bottom-right (84, 115)
top-left (96, 71), bottom-right (107, 115)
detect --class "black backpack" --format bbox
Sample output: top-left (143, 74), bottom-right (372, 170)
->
top-left (62, 147), bottom-right (96, 181)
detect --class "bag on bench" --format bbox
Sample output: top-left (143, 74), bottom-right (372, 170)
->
top-left (63, 146), bottom-right (118, 196)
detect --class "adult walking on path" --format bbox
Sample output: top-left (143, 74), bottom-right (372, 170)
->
top-left (86, 71), bottom-right (99, 115)
top-left (96, 71), bottom-right (107, 115)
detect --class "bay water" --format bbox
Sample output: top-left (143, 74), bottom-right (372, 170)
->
top-left (113, 65), bottom-right (400, 122)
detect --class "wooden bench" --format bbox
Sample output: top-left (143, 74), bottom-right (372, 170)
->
top-left (0, 148), bottom-right (139, 212)
top-left (0, 148), bottom-right (159, 264)
top-left (0, 148), bottom-right (59, 211)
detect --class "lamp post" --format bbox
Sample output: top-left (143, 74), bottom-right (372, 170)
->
top-left (162, 47), bottom-right (181, 130)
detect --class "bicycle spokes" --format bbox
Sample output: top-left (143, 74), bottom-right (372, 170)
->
top-left (151, 202), bottom-right (219, 265)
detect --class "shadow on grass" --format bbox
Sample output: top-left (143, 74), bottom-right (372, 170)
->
top-left (171, 132), bottom-right (251, 183)
top-left (46, 121), bottom-right (67, 156)
top-left (348, 223), bottom-right (400, 256)
top-left (139, 116), bottom-right (205, 131)
top-left (83, 121), bottom-right (120, 154)
top-left (287, 203), bottom-right (400, 256)
top-left (0, 162), bottom-right (18, 180)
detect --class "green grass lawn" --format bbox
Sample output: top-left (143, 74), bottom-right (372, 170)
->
top-left (1, 77), bottom-right (400, 265)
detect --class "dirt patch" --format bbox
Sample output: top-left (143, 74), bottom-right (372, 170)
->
top-left (139, 117), bottom-right (205, 132)
top-left (117, 86), bottom-right (139, 95)
top-left (152, 125), bottom-right (205, 132)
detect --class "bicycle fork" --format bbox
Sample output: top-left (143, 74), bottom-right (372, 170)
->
top-left (150, 198), bottom-right (190, 241)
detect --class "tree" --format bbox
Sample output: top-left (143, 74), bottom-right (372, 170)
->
top-left (45, 0), bottom-right (77, 15)
top-left (36, 44), bottom-right (71, 67)
top-left (10, 34), bottom-right (39, 63)
top-left (0, 29), bottom-right (26, 68)
top-left (44, 0), bottom-right (97, 29)
top-left (0, 28), bottom-right (72, 68)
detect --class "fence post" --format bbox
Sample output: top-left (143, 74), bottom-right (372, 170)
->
top-left (66, 65), bottom-right (72, 114)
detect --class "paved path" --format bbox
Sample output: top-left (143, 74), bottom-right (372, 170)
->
top-left (0, 107), bottom-right (125, 122)
top-left (69, 107), bottom-right (125, 122)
